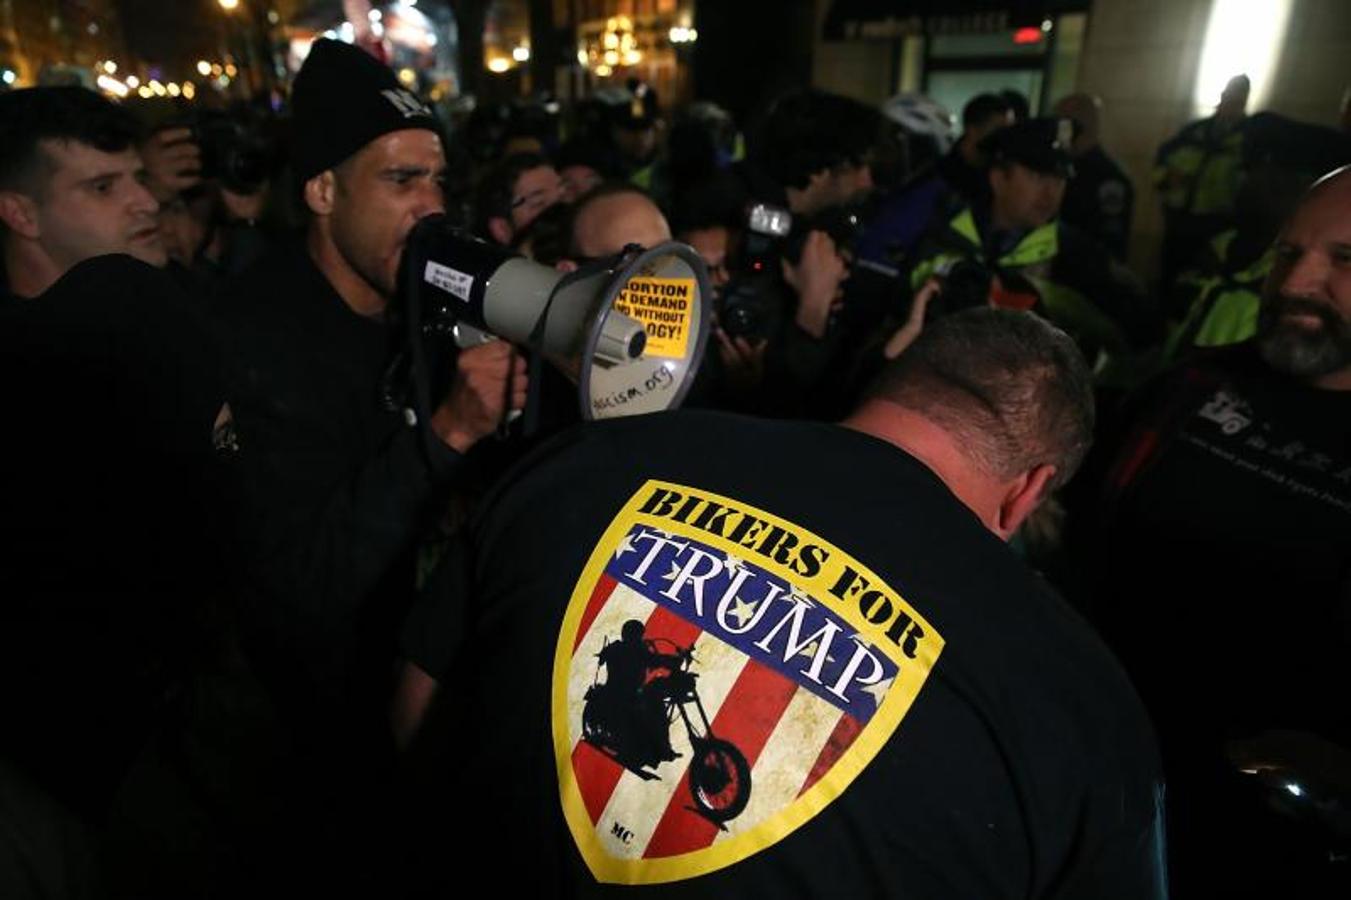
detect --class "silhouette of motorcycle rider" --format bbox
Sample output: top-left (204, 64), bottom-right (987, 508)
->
top-left (594, 619), bottom-right (688, 767)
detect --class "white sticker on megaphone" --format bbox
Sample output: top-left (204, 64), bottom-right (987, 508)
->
top-left (613, 276), bottom-right (696, 359)
top-left (424, 260), bottom-right (474, 302)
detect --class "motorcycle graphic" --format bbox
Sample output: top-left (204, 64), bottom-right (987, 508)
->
top-left (582, 627), bottom-right (752, 824)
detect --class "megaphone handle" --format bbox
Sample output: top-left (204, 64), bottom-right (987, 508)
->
top-left (494, 346), bottom-right (531, 440)
top-left (517, 254), bottom-right (617, 436)
top-left (519, 347), bottom-right (544, 438)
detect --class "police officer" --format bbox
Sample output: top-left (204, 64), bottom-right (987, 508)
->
top-left (1054, 93), bottom-right (1134, 260)
top-left (593, 82), bottom-right (661, 188)
top-left (1154, 74), bottom-right (1250, 285)
top-left (910, 117), bottom-right (1152, 376)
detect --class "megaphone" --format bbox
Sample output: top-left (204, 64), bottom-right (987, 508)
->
top-left (397, 215), bottom-right (711, 422)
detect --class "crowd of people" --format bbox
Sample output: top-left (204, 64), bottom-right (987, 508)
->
top-left (1, 35), bottom-right (1349, 898)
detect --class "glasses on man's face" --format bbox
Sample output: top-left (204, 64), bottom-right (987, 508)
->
top-left (561, 170), bottom-right (602, 201)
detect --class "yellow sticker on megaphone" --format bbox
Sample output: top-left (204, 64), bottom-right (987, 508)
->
top-left (613, 277), bottom-right (695, 359)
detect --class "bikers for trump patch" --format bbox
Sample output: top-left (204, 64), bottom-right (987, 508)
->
top-left (552, 479), bottom-right (945, 884)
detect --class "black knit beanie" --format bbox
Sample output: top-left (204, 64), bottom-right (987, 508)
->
top-left (291, 39), bottom-right (441, 183)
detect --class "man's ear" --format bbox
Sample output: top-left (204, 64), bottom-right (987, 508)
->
top-left (303, 170), bottom-right (337, 216)
top-left (0, 191), bottom-right (40, 240)
top-left (994, 463), bottom-right (1057, 541)
top-left (487, 216), bottom-right (514, 247)
top-left (555, 258), bottom-right (578, 273)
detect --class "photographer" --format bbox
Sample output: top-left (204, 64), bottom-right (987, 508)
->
top-left (669, 174), bottom-right (767, 410)
top-left (725, 89), bottom-right (881, 417)
top-left (139, 103), bottom-right (280, 291)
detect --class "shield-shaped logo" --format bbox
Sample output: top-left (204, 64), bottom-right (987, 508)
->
top-left (552, 480), bottom-right (945, 884)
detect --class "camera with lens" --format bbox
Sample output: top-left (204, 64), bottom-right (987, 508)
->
top-left (717, 203), bottom-right (792, 340)
top-left (188, 108), bottom-right (277, 195)
top-left (720, 201), bottom-right (872, 340)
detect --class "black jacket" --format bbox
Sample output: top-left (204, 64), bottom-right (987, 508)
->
top-left (214, 243), bottom-right (465, 726)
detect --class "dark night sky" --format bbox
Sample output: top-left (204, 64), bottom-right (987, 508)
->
top-left (115, 0), bottom-right (238, 74)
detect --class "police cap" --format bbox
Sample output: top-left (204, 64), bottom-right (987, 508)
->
top-left (981, 117), bottom-right (1077, 177)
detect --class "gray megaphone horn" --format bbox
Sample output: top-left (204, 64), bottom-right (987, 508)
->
top-left (400, 215), bottom-right (711, 420)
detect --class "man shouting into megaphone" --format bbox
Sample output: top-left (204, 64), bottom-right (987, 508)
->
top-left (212, 38), bottom-right (526, 868)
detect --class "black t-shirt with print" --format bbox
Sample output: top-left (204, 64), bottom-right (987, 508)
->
top-left (1094, 342), bottom-right (1351, 894)
top-left (1099, 343), bottom-right (1351, 735)
top-left (401, 410), bottom-right (1164, 899)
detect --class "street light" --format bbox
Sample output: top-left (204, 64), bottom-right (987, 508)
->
top-left (218, 0), bottom-right (239, 10)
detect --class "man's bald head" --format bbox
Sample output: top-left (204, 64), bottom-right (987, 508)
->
top-left (1053, 93), bottom-right (1100, 152)
top-left (1218, 74), bottom-right (1250, 121)
top-left (1258, 165), bottom-right (1351, 388)
top-left (569, 184), bottom-right (671, 259)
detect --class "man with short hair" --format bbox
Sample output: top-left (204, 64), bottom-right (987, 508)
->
top-left (0, 86), bottom-right (166, 296)
top-left (394, 307), bottom-right (1166, 898)
top-left (1089, 165), bottom-right (1351, 896)
top-left (746, 89), bottom-right (879, 221)
top-left (937, 92), bottom-right (1013, 203)
top-left (474, 152), bottom-right (563, 247)
top-left (0, 87), bottom-right (239, 892)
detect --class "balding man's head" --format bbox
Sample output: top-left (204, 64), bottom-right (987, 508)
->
top-left (568, 184), bottom-right (671, 260)
top-left (844, 308), bottom-right (1093, 541)
top-left (865, 308), bottom-right (1095, 491)
top-left (1258, 165), bottom-right (1351, 388)
top-left (1053, 93), bottom-right (1100, 153)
